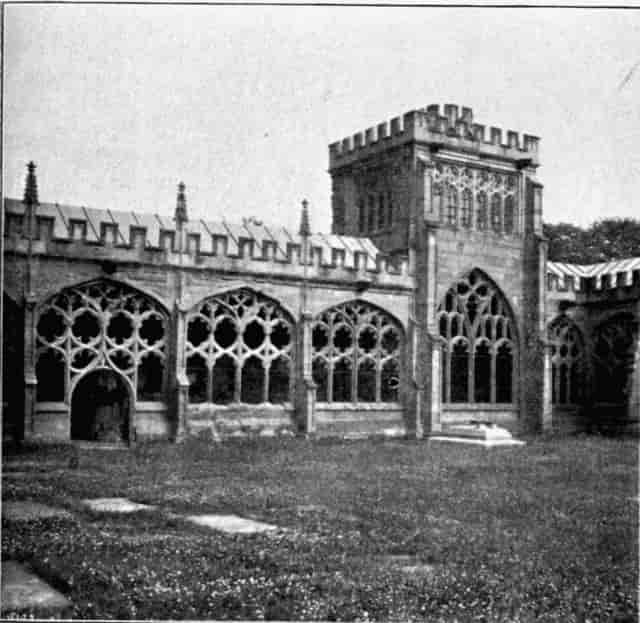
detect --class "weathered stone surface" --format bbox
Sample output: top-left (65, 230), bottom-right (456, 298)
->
top-left (185, 514), bottom-right (278, 534)
top-left (1, 561), bottom-right (71, 616)
top-left (81, 498), bottom-right (154, 513)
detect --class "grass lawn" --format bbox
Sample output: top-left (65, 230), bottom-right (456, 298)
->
top-left (2, 435), bottom-right (638, 621)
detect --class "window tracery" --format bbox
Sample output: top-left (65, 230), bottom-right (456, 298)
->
top-left (185, 289), bottom-right (294, 405)
top-left (35, 281), bottom-right (168, 402)
top-left (431, 164), bottom-right (518, 234)
top-left (548, 317), bottom-right (583, 405)
top-left (592, 314), bottom-right (638, 404)
top-left (437, 270), bottom-right (515, 404)
top-left (312, 301), bottom-right (402, 404)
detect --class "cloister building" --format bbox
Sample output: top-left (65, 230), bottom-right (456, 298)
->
top-left (2, 104), bottom-right (639, 443)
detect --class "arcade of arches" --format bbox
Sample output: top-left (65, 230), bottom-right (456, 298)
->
top-left (2, 272), bottom-right (638, 441)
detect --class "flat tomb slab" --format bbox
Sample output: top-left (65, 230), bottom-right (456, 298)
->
top-left (1, 561), bottom-right (70, 616)
top-left (431, 422), bottom-right (525, 446)
top-left (82, 498), bottom-right (155, 512)
top-left (186, 514), bottom-right (278, 534)
top-left (2, 501), bottom-right (72, 521)
top-left (430, 436), bottom-right (526, 447)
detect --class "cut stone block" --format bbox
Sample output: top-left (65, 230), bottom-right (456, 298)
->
top-left (186, 514), bottom-right (278, 534)
top-left (2, 501), bottom-right (72, 521)
top-left (1, 561), bottom-right (71, 616)
top-left (431, 422), bottom-right (525, 447)
top-left (82, 497), bottom-right (154, 513)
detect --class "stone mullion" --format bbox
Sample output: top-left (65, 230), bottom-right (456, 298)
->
top-left (468, 343), bottom-right (474, 403)
top-left (352, 322), bottom-right (359, 403)
top-left (443, 342), bottom-right (451, 404)
top-left (327, 323), bottom-right (335, 403)
top-left (132, 313), bottom-right (140, 403)
top-left (64, 319), bottom-right (73, 404)
top-left (207, 331), bottom-right (215, 404)
top-left (234, 315), bottom-right (242, 403)
top-left (500, 183), bottom-right (506, 236)
top-left (375, 321), bottom-right (382, 403)
top-left (263, 354), bottom-right (271, 404)
top-left (490, 342), bottom-right (497, 403)
top-left (470, 171), bottom-right (477, 230)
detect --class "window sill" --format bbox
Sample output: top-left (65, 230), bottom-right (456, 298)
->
top-left (316, 402), bottom-right (403, 410)
top-left (443, 403), bottom-right (516, 411)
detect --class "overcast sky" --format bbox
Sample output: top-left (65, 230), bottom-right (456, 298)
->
top-left (4, 5), bottom-right (640, 233)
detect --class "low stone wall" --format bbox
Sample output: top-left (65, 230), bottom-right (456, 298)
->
top-left (441, 405), bottom-right (519, 433)
top-left (31, 403), bottom-right (70, 440)
top-left (185, 403), bottom-right (296, 440)
top-left (134, 402), bottom-right (172, 440)
top-left (314, 404), bottom-right (406, 438)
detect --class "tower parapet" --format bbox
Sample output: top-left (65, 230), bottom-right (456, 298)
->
top-left (329, 104), bottom-right (539, 170)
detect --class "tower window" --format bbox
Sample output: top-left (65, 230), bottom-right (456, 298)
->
top-left (368, 196), bottom-right (375, 232)
top-left (358, 199), bottom-right (366, 234)
top-left (377, 194), bottom-right (386, 230)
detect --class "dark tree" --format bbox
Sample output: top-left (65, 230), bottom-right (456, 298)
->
top-left (544, 218), bottom-right (640, 263)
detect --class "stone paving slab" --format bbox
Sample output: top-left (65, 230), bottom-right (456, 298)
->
top-left (1, 561), bottom-right (71, 616)
top-left (82, 497), bottom-right (155, 512)
top-left (186, 513), bottom-right (278, 534)
top-left (2, 501), bottom-right (72, 521)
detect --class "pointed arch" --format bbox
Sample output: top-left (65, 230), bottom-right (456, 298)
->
top-left (185, 288), bottom-right (295, 405)
top-left (592, 313), bottom-right (638, 405)
top-left (548, 315), bottom-right (584, 405)
top-left (34, 279), bottom-right (169, 405)
top-left (312, 300), bottom-right (404, 404)
top-left (437, 269), bottom-right (517, 404)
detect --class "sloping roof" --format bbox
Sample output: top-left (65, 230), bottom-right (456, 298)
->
top-left (3, 198), bottom-right (384, 265)
top-left (547, 257), bottom-right (640, 289)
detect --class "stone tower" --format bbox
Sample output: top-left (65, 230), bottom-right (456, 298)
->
top-left (329, 104), bottom-right (548, 433)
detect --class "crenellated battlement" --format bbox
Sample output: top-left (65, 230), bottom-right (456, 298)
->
top-left (546, 259), bottom-right (640, 294)
top-left (329, 104), bottom-right (539, 169)
top-left (3, 199), bottom-right (412, 287)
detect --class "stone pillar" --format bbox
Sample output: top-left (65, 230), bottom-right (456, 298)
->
top-left (412, 222), bottom-right (442, 437)
top-left (628, 327), bottom-right (640, 423)
top-left (541, 340), bottom-right (554, 431)
top-left (174, 303), bottom-right (189, 441)
top-left (23, 296), bottom-right (37, 439)
top-left (296, 311), bottom-right (316, 436)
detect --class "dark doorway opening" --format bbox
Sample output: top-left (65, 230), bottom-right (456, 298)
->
top-left (3, 293), bottom-right (24, 441)
top-left (71, 369), bottom-right (130, 442)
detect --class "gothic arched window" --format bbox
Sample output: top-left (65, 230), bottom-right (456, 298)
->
top-left (368, 195), bottom-right (376, 232)
top-left (387, 190), bottom-right (394, 226)
top-left (461, 189), bottom-right (472, 228)
top-left (548, 317), bottom-right (584, 405)
top-left (491, 195), bottom-right (502, 233)
top-left (377, 193), bottom-right (386, 230)
top-left (446, 186), bottom-right (458, 226)
top-left (504, 196), bottom-right (516, 234)
top-left (592, 314), bottom-right (638, 405)
top-left (476, 193), bottom-right (487, 231)
top-left (185, 289), bottom-right (294, 405)
top-left (312, 301), bottom-right (402, 404)
top-left (432, 183), bottom-right (443, 220)
top-left (358, 199), bottom-right (366, 234)
top-left (438, 270), bottom-right (516, 404)
top-left (35, 280), bottom-right (168, 403)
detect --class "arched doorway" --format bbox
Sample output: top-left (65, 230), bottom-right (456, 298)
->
top-left (71, 369), bottom-right (131, 442)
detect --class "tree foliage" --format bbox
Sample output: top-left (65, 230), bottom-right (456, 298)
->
top-left (544, 218), bottom-right (640, 264)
